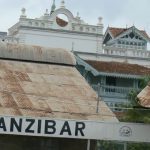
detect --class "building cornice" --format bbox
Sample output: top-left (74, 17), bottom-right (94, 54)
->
top-left (74, 51), bottom-right (150, 61)
top-left (17, 25), bottom-right (103, 37)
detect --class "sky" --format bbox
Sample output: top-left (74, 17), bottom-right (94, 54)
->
top-left (0, 0), bottom-right (150, 35)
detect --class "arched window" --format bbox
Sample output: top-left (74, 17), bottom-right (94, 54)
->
top-left (35, 22), bottom-right (39, 26)
top-left (28, 21), bottom-right (32, 26)
top-left (86, 27), bottom-right (89, 32)
top-left (80, 26), bottom-right (83, 31)
top-left (92, 28), bottom-right (96, 32)
top-left (41, 23), bottom-right (45, 27)
top-left (72, 26), bottom-right (75, 31)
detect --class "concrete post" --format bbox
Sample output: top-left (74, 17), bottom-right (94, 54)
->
top-left (87, 139), bottom-right (91, 150)
top-left (124, 142), bottom-right (127, 150)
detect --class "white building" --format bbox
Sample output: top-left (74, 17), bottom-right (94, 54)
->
top-left (8, 0), bottom-right (103, 55)
top-left (76, 26), bottom-right (150, 112)
top-left (1, 0), bottom-right (150, 112)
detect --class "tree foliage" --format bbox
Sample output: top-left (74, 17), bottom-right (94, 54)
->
top-left (121, 76), bottom-right (150, 123)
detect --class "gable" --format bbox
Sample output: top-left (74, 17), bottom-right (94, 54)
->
top-left (103, 33), bottom-right (112, 44)
top-left (103, 26), bottom-right (150, 45)
top-left (116, 27), bottom-right (148, 42)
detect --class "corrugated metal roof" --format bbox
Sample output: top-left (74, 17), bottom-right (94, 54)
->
top-left (0, 59), bottom-right (117, 121)
top-left (137, 84), bottom-right (150, 108)
top-left (76, 55), bottom-right (143, 79)
top-left (86, 60), bottom-right (150, 76)
top-left (0, 42), bottom-right (76, 65)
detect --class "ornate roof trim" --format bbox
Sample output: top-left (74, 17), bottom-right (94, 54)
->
top-left (103, 26), bottom-right (150, 44)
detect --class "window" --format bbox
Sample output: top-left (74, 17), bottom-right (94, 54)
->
top-left (41, 23), bottom-right (45, 27)
top-left (86, 27), bottom-right (89, 32)
top-left (129, 32), bottom-right (135, 39)
top-left (80, 26), bottom-right (83, 31)
top-left (72, 26), bottom-right (75, 30)
top-left (28, 21), bottom-right (32, 26)
top-left (106, 77), bottom-right (116, 86)
top-left (35, 22), bottom-right (39, 26)
top-left (92, 28), bottom-right (96, 32)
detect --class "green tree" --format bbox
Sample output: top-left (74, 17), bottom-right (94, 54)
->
top-left (122, 76), bottom-right (150, 123)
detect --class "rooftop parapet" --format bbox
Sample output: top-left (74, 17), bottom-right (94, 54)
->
top-left (0, 42), bottom-right (76, 66)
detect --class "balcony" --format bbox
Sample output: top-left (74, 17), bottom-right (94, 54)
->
top-left (103, 46), bottom-right (150, 58)
top-left (92, 84), bottom-right (136, 98)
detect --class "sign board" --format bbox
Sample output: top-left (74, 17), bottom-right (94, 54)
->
top-left (0, 116), bottom-right (150, 143)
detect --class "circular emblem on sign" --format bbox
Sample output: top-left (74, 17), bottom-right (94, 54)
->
top-left (119, 126), bottom-right (132, 137)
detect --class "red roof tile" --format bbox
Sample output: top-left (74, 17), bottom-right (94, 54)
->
top-left (140, 30), bottom-right (150, 40)
top-left (86, 60), bottom-right (150, 76)
top-left (108, 27), bottom-right (150, 40)
top-left (109, 27), bottom-right (127, 37)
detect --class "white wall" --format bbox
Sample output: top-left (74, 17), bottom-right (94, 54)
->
top-left (16, 28), bottom-right (103, 54)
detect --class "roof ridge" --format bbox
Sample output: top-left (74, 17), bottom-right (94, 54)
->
top-left (109, 26), bottom-right (136, 29)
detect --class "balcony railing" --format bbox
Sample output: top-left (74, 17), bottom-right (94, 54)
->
top-left (103, 46), bottom-right (150, 58)
top-left (92, 84), bottom-right (136, 98)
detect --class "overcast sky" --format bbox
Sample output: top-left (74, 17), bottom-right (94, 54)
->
top-left (0, 0), bottom-right (150, 34)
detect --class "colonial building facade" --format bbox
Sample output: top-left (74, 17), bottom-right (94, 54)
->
top-left (76, 26), bottom-right (150, 111)
top-left (7, 0), bottom-right (103, 55)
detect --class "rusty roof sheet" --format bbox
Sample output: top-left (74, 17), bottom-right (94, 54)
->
top-left (0, 59), bottom-right (117, 122)
top-left (86, 60), bottom-right (150, 76)
top-left (137, 85), bottom-right (150, 108)
top-left (0, 42), bottom-right (76, 66)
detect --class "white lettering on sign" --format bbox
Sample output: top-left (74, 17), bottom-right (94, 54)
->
top-left (0, 116), bottom-right (150, 143)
